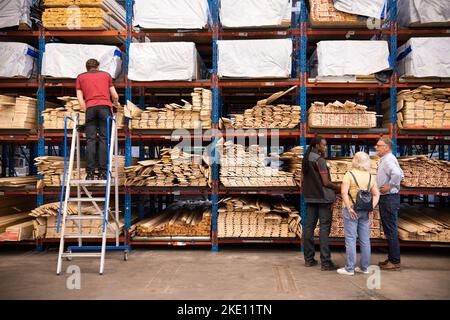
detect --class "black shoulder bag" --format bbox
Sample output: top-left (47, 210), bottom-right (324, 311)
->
top-left (349, 172), bottom-right (373, 212)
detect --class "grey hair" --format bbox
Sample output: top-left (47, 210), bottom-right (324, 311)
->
top-left (351, 151), bottom-right (371, 172)
top-left (378, 137), bottom-right (393, 150)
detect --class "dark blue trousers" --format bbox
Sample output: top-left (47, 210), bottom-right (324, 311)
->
top-left (379, 194), bottom-right (401, 264)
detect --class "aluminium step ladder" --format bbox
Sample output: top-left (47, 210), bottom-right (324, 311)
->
top-left (56, 113), bottom-right (129, 275)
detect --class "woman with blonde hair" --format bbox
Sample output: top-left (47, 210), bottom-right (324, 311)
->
top-left (337, 151), bottom-right (380, 276)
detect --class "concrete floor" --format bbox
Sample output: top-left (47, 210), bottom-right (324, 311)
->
top-left (0, 246), bottom-right (449, 300)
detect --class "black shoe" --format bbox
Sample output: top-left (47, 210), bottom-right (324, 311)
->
top-left (305, 259), bottom-right (318, 267)
top-left (86, 173), bottom-right (95, 180)
top-left (321, 262), bottom-right (339, 271)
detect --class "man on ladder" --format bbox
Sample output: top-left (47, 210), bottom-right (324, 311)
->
top-left (76, 58), bottom-right (119, 180)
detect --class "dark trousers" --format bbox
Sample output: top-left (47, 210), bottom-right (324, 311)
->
top-left (85, 105), bottom-right (112, 174)
top-left (303, 203), bottom-right (333, 265)
top-left (379, 194), bottom-right (401, 264)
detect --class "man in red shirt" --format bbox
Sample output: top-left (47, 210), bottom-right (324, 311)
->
top-left (76, 59), bottom-right (119, 180)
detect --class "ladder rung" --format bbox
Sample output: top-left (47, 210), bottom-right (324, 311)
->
top-left (68, 197), bottom-right (106, 202)
top-left (70, 180), bottom-right (108, 185)
top-left (64, 234), bottom-right (104, 239)
top-left (66, 215), bottom-right (104, 220)
top-left (61, 253), bottom-right (102, 258)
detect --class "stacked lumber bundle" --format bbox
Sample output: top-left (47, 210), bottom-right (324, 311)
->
top-left (0, 196), bottom-right (36, 241)
top-left (218, 196), bottom-right (301, 238)
top-left (388, 86), bottom-right (450, 130)
top-left (308, 100), bottom-right (377, 128)
top-left (309, 0), bottom-right (372, 28)
top-left (35, 155), bottom-right (126, 187)
top-left (29, 202), bottom-right (123, 239)
top-left (0, 176), bottom-right (37, 188)
top-left (398, 156), bottom-right (450, 188)
top-left (218, 139), bottom-right (296, 188)
top-left (124, 148), bottom-right (210, 187)
top-left (327, 157), bottom-right (379, 183)
top-left (130, 201), bottom-right (211, 237)
top-left (42, 0), bottom-right (125, 31)
top-left (313, 196), bottom-right (382, 239)
top-left (397, 205), bottom-right (450, 243)
top-left (128, 88), bottom-right (212, 130)
top-left (280, 146), bottom-right (303, 185)
top-left (0, 95), bottom-right (38, 129)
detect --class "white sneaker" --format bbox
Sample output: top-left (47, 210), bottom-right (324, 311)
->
top-left (355, 267), bottom-right (370, 274)
top-left (337, 267), bottom-right (354, 276)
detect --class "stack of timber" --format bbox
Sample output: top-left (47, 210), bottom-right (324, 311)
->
top-left (308, 100), bottom-right (377, 128)
top-left (35, 155), bottom-right (126, 187)
top-left (127, 88), bottom-right (212, 130)
top-left (220, 86), bottom-right (300, 129)
top-left (280, 146), bottom-right (303, 185)
top-left (130, 201), bottom-right (211, 238)
top-left (218, 139), bottom-right (296, 188)
top-left (124, 147), bottom-right (210, 187)
top-left (42, 0), bottom-right (126, 30)
top-left (0, 196), bottom-right (37, 241)
top-left (218, 196), bottom-right (301, 238)
top-left (398, 156), bottom-right (450, 188)
top-left (29, 202), bottom-right (123, 239)
top-left (327, 157), bottom-right (380, 183)
top-left (385, 86), bottom-right (450, 130)
top-left (397, 205), bottom-right (450, 243)
top-left (0, 176), bottom-right (37, 188)
top-left (0, 95), bottom-right (38, 129)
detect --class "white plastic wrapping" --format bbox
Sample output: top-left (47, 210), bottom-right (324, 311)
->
top-left (316, 40), bottom-right (390, 77)
top-left (333, 0), bottom-right (386, 19)
top-left (220, 0), bottom-right (292, 27)
top-left (133, 0), bottom-right (209, 29)
top-left (129, 42), bottom-right (202, 81)
top-left (0, 42), bottom-right (36, 78)
top-left (218, 39), bottom-right (292, 78)
top-left (42, 43), bottom-right (122, 79)
top-left (398, 37), bottom-right (450, 78)
top-left (398, 0), bottom-right (450, 26)
top-left (0, 0), bottom-right (32, 29)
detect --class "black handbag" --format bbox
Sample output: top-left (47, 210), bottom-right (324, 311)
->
top-left (349, 171), bottom-right (374, 212)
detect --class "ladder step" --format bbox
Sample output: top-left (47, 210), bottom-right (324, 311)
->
top-left (64, 234), bottom-right (104, 239)
top-left (66, 215), bottom-right (104, 221)
top-left (68, 197), bottom-right (106, 202)
top-left (61, 253), bottom-right (102, 258)
top-left (70, 180), bottom-right (108, 185)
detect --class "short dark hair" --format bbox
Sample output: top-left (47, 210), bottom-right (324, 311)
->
top-left (378, 137), bottom-right (393, 150)
top-left (86, 59), bottom-right (100, 70)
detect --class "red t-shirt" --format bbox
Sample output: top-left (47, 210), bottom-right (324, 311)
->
top-left (76, 70), bottom-right (113, 108)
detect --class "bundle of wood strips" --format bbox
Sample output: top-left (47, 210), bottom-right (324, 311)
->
top-left (280, 146), bottom-right (303, 185)
top-left (127, 88), bottom-right (212, 130)
top-left (0, 95), bottom-right (38, 129)
top-left (124, 147), bottom-right (210, 187)
top-left (130, 200), bottom-right (211, 237)
top-left (0, 196), bottom-right (36, 241)
top-left (326, 157), bottom-right (380, 183)
top-left (398, 156), bottom-right (450, 188)
top-left (218, 139), bottom-right (296, 187)
top-left (218, 196), bottom-right (301, 238)
top-left (309, 0), bottom-right (373, 28)
top-left (308, 100), bottom-right (377, 128)
top-left (0, 176), bottom-right (37, 188)
top-left (387, 86), bottom-right (450, 130)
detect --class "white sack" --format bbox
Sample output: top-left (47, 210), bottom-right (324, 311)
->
top-left (398, 0), bottom-right (450, 26)
top-left (333, 0), bottom-right (386, 19)
top-left (0, 0), bottom-right (32, 29)
top-left (0, 42), bottom-right (36, 78)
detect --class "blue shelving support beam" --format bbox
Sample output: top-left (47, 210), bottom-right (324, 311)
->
top-left (389, 0), bottom-right (398, 154)
top-left (37, 22), bottom-right (45, 208)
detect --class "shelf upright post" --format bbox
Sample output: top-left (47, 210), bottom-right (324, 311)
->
top-left (211, 0), bottom-right (220, 252)
top-left (299, 0), bottom-right (307, 252)
top-left (389, 0), bottom-right (398, 154)
top-left (37, 22), bottom-right (46, 208)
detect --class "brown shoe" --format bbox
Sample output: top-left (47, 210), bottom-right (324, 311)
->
top-left (378, 259), bottom-right (390, 266)
top-left (380, 261), bottom-right (401, 271)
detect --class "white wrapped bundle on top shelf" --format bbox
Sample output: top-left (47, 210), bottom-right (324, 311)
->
top-left (0, 0), bottom-right (32, 29)
top-left (42, 43), bottom-right (122, 79)
top-left (219, 0), bottom-right (292, 28)
top-left (133, 0), bottom-right (209, 30)
top-left (128, 42), bottom-right (205, 81)
top-left (309, 40), bottom-right (390, 82)
top-left (0, 42), bottom-right (37, 78)
top-left (398, 0), bottom-right (450, 28)
top-left (333, 0), bottom-right (387, 19)
top-left (397, 37), bottom-right (450, 80)
top-left (218, 39), bottom-right (292, 78)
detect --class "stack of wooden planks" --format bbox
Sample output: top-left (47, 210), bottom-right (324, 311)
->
top-left (309, 0), bottom-right (374, 28)
top-left (386, 86), bottom-right (450, 130)
top-left (397, 205), bottom-right (450, 242)
top-left (218, 139), bottom-right (296, 188)
top-left (35, 155), bottom-right (126, 187)
top-left (0, 196), bottom-right (37, 241)
top-left (0, 95), bottom-right (38, 129)
top-left (124, 147), bottom-right (210, 187)
top-left (0, 176), bottom-right (37, 188)
top-left (280, 146), bottom-right (303, 185)
top-left (42, 0), bottom-right (125, 31)
top-left (218, 196), bottom-right (301, 238)
top-left (128, 88), bottom-right (212, 130)
top-left (327, 157), bottom-right (380, 183)
top-left (398, 156), bottom-right (450, 188)
top-left (130, 201), bottom-right (211, 238)
top-left (308, 100), bottom-right (377, 128)
top-left (29, 201), bottom-right (123, 239)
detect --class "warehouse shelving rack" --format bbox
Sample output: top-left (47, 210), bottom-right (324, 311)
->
top-left (0, 0), bottom-right (449, 249)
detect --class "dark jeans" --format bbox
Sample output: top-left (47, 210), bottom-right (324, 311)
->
top-left (379, 194), bottom-right (401, 264)
top-left (303, 203), bottom-right (333, 265)
top-left (85, 105), bottom-right (112, 174)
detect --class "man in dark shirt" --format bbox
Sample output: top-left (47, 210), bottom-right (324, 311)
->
top-left (301, 136), bottom-right (340, 271)
top-left (76, 59), bottom-right (119, 180)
